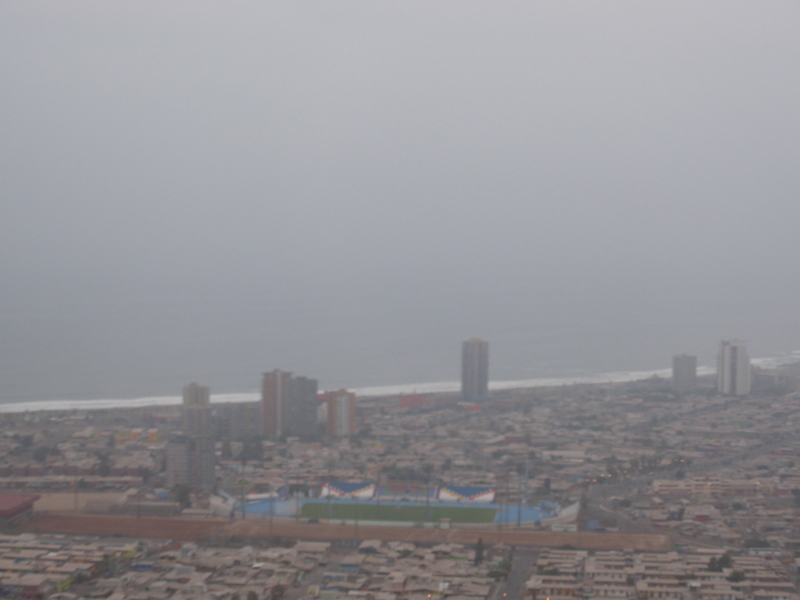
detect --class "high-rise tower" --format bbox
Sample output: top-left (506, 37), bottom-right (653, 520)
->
top-left (167, 383), bottom-right (215, 492)
top-left (672, 354), bottom-right (697, 394)
top-left (261, 369), bottom-right (292, 438)
top-left (324, 390), bottom-right (357, 437)
top-left (182, 382), bottom-right (211, 437)
top-left (717, 340), bottom-right (751, 396)
top-left (261, 370), bottom-right (319, 438)
top-left (461, 338), bottom-right (489, 402)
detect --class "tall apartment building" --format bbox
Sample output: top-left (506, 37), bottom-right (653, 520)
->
top-left (717, 340), bottom-right (751, 396)
top-left (461, 338), bottom-right (489, 402)
top-left (165, 434), bottom-right (215, 492)
top-left (261, 370), bottom-right (319, 439)
top-left (164, 436), bottom-right (189, 490)
top-left (324, 390), bottom-right (357, 437)
top-left (182, 382), bottom-right (211, 436)
top-left (672, 354), bottom-right (697, 394)
top-left (166, 382), bottom-right (216, 492)
top-left (215, 402), bottom-right (261, 441)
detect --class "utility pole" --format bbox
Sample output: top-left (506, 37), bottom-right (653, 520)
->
top-left (376, 482), bottom-right (381, 520)
top-left (238, 477), bottom-right (248, 520)
top-left (73, 473), bottom-right (78, 512)
top-left (502, 472), bottom-right (510, 534)
top-left (136, 488), bottom-right (142, 538)
top-left (425, 477), bottom-right (432, 525)
top-left (269, 487), bottom-right (274, 536)
top-left (295, 487), bottom-right (300, 523)
top-left (327, 464), bottom-right (332, 521)
top-left (517, 466), bottom-right (522, 528)
top-left (525, 451), bottom-right (530, 504)
top-left (354, 496), bottom-right (359, 536)
top-left (240, 452), bottom-right (248, 520)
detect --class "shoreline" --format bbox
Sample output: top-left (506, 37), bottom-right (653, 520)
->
top-left (0, 367), bottom-right (686, 414)
top-left (1, 351), bottom-right (797, 415)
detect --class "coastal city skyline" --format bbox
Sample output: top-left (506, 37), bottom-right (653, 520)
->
top-left (0, 350), bottom-right (798, 598)
top-left (1, 3), bottom-right (799, 598)
top-left (2, 2), bottom-right (799, 406)
top-left (2, 337), bottom-right (796, 414)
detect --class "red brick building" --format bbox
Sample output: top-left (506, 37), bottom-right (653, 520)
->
top-left (0, 494), bottom-right (40, 529)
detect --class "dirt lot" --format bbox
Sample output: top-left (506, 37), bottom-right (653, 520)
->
top-left (25, 513), bottom-right (672, 551)
top-left (225, 520), bottom-right (672, 551)
top-left (33, 492), bottom-right (128, 512)
top-left (27, 513), bottom-right (229, 541)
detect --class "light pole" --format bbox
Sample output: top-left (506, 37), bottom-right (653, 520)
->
top-left (354, 495), bottom-right (359, 536)
top-left (425, 477), bottom-right (431, 525)
top-left (269, 487), bottom-right (274, 536)
top-left (327, 465), bottom-right (332, 521)
top-left (295, 487), bottom-right (300, 523)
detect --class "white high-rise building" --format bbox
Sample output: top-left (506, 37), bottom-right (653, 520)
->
top-left (325, 390), bottom-right (357, 437)
top-left (461, 338), bottom-right (489, 402)
top-left (182, 382), bottom-right (210, 437)
top-left (170, 383), bottom-right (215, 492)
top-left (717, 340), bottom-right (751, 396)
top-left (672, 354), bottom-right (697, 394)
top-left (261, 370), bottom-right (319, 439)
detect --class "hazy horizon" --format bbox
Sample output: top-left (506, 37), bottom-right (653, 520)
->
top-left (2, 2), bottom-right (799, 403)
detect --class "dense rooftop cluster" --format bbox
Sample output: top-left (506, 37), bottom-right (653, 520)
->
top-left (0, 367), bottom-right (798, 599)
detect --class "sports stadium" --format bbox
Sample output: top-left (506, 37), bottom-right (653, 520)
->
top-left (235, 481), bottom-right (558, 526)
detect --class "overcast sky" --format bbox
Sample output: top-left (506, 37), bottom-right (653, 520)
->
top-left (1, 2), bottom-right (799, 400)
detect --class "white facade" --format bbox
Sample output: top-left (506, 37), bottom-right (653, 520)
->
top-left (182, 382), bottom-right (210, 436)
top-left (717, 340), bottom-right (751, 396)
top-left (672, 354), bottom-right (697, 394)
top-left (334, 394), bottom-right (353, 436)
top-left (325, 390), bottom-right (356, 437)
top-left (461, 338), bottom-right (489, 401)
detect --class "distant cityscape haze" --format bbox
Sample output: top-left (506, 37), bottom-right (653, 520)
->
top-left (1, 2), bottom-right (799, 403)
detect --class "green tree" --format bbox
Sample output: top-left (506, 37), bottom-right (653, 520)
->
top-left (242, 438), bottom-right (264, 463)
top-left (97, 455), bottom-right (112, 477)
top-left (32, 446), bottom-right (50, 463)
top-left (176, 484), bottom-right (191, 509)
top-left (221, 440), bottom-right (233, 460)
top-left (727, 570), bottom-right (746, 583)
top-left (474, 537), bottom-right (484, 565)
top-left (137, 466), bottom-right (152, 484)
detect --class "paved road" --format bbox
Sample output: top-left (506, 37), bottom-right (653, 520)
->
top-left (283, 549), bottom-right (347, 600)
top-left (582, 416), bottom-right (798, 540)
top-left (496, 549), bottom-right (536, 600)
top-left (25, 513), bottom-right (671, 550)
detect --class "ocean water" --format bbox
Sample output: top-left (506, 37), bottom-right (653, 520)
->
top-left (0, 351), bottom-right (796, 414)
top-left (2, 288), bottom-right (799, 412)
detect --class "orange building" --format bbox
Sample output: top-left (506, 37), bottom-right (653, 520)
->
top-left (323, 390), bottom-right (357, 437)
top-left (261, 370), bottom-right (319, 438)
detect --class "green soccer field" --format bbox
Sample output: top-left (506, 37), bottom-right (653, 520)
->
top-left (300, 502), bottom-right (496, 523)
